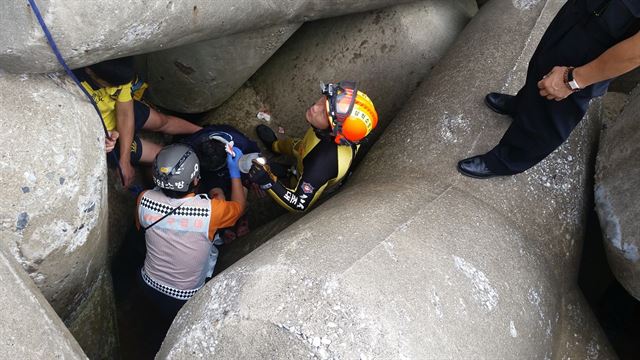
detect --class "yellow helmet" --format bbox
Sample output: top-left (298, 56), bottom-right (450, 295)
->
top-left (321, 81), bottom-right (378, 145)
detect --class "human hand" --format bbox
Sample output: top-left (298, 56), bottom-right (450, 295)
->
top-left (249, 161), bottom-right (273, 188)
top-left (119, 159), bottom-right (136, 188)
top-left (226, 147), bottom-right (244, 179)
top-left (537, 66), bottom-right (573, 101)
top-left (105, 131), bottom-right (119, 153)
top-left (250, 182), bottom-right (267, 198)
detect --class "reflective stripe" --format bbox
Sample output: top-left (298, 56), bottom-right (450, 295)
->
top-left (141, 268), bottom-right (201, 300)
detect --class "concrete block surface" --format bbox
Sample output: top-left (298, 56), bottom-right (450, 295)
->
top-left (145, 23), bottom-right (302, 113)
top-left (1, 0), bottom-right (417, 73)
top-left (203, 0), bottom-right (478, 267)
top-left (0, 73), bottom-right (115, 355)
top-left (595, 85), bottom-right (640, 300)
top-left (0, 243), bottom-right (86, 359)
top-left (159, 0), bottom-right (615, 358)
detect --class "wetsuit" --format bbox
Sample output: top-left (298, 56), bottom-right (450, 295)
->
top-left (484, 0), bottom-right (640, 174)
top-left (263, 128), bottom-right (357, 212)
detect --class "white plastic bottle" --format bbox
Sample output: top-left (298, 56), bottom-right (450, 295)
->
top-left (238, 152), bottom-right (261, 173)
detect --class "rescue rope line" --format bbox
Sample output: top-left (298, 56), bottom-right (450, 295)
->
top-left (26, 0), bottom-right (126, 186)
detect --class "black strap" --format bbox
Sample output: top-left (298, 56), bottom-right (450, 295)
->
top-left (142, 202), bottom-right (185, 233)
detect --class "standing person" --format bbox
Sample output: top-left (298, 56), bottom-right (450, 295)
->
top-left (457, 0), bottom-right (640, 179)
top-left (250, 81), bottom-right (378, 212)
top-left (73, 56), bottom-right (202, 187)
top-left (135, 143), bottom-right (246, 340)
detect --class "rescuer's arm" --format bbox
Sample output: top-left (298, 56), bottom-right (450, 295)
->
top-left (226, 147), bottom-right (247, 213)
top-left (538, 30), bottom-right (640, 100)
top-left (249, 151), bottom-right (336, 212)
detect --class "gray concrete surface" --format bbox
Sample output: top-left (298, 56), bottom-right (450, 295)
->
top-left (207, 0), bottom-right (478, 142)
top-left (66, 270), bottom-right (119, 359)
top-left (2, 0), bottom-right (418, 74)
top-left (145, 23), bottom-right (302, 113)
top-left (0, 243), bottom-right (87, 359)
top-left (158, 0), bottom-right (616, 358)
top-left (0, 73), bottom-right (115, 356)
top-left (203, 0), bottom-right (478, 254)
top-left (595, 85), bottom-right (640, 301)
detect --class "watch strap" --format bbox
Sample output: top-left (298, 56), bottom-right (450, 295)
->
top-left (565, 67), bottom-right (581, 91)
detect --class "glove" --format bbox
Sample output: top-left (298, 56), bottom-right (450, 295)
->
top-left (226, 146), bottom-right (243, 179)
top-left (249, 162), bottom-right (273, 188)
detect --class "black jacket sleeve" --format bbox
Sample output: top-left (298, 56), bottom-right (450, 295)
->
top-left (265, 141), bottom-right (338, 212)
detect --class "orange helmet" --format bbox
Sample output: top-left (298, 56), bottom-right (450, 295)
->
top-left (321, 81), bottom-right (378, 145)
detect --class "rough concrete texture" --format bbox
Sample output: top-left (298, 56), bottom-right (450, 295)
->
top-left (2, 0), bottom-right (418, 74)
top-left (66, 270), bottom-right (119, 359)
top-left (145, 23), bottom-right (302, 113)
top-left (107, 169), bottom-right (137, 258)
top-left (0, 73), bottom-right (116, 355)
top-left (203, 0), bottom-right (478, 260)
top-left (159, 1), bottom-right (616, 358)
top-left (595, 85), bottom-right (640, 300)
top-left (0, 243), bottom-right (87, 359)
top-left (212, 0), bottom-right (478, 143)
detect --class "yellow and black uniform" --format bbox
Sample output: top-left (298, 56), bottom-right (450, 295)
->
top-left (72, 69), bottom-right (150, 163)
top-left (79, 79), bottom-right (132, 131)
top-left (262, 128), bottom-right (357, 212)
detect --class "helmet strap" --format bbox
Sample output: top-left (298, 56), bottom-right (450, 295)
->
top-left (158, 149), bottom-right (194, 183)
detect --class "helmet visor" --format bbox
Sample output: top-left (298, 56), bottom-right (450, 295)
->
top-left (321, 81), bottom-right (358, 142)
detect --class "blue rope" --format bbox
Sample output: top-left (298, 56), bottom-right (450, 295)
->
top-left (27, 0), bottom-right (126, 186)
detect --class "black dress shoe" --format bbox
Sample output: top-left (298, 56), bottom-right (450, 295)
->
top-left (256, 124), bottom-right (277, 151)
top-left (457, 155), bottom-right (499, 179)
top-left (484, 92), bottom-right (516, 116)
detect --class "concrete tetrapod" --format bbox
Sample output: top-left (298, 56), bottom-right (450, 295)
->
top-left (2, 0), bottom-right (417, 74)
top-left (205, 0), bottom-right (478, 268)
top-left (207, 0), bottom-right (478, 145)
top-left (595, 85), bottom-right (640, 301)
top-left (145, 23), bottom-right (302, 113)
top-left (0, 73), bottom-right (116, 358)
top-left (0, 243), bottom-right (86, 359)
top-left (159, 0), bottom-right (616, 358)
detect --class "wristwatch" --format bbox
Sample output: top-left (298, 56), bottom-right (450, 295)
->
top-left (566, 67), bottom-right (582, 91)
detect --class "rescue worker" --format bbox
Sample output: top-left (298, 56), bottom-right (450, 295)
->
top-left (135, 143), bottom-right (245, 335)
top-left (457, 0), bottom-right (640, 178)
top-left (250, 81), bottom-right (378, 211)
top-left (73, 57), bottom-right (201, 187)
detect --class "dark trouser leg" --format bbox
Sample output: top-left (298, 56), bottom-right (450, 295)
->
top-left (481, 0), bottom-right (607, 175)
top-left (483, 80), bottom-right (589, 175)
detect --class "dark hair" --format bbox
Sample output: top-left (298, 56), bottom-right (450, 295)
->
top-left (198, 140), bottom-right (227, 172)
top-left (88, 56), bottom-right (135, 86)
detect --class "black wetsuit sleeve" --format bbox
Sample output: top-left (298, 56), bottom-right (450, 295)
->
top-left (265, 141), bottom-right (338, 212)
